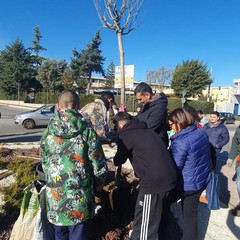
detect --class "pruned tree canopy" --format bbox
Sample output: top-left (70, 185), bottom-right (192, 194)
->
top-left (93, 0), bottom-right (144, 35)
top-left (171, 59), bottom-right (213, 98)
top-left (93, 0), bottom-right (144, 106)
top-left (146, 66), bottom-right (172, 91)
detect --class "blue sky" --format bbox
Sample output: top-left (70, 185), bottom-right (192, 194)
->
top-left (0, 0), bottom-right (240, 87)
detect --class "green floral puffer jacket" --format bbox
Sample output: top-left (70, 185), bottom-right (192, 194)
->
top-left (40, 109), bottom-right (107, 226)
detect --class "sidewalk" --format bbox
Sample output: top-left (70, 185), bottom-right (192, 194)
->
top-left (0, 100), bottom-right (43, 109)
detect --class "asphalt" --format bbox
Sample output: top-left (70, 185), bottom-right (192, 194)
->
top-left (1, 100), bottom-right (240, 239)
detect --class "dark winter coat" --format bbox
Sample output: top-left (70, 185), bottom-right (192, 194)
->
top-left (229, 125), bottom-right (240, 160)
top-left (135, 93), bottom-right (168, 145)
top-left (170, 124), bottom-right (212, 191)
top-left (203, 121), bottom-right (229, 149)
top-left (114, 119), bottom-right (177, 193)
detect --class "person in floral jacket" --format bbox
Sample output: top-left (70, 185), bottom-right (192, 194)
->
top-left (40, 90), bottom-right (107, 240)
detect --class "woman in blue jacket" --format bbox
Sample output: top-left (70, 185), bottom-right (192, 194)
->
top-left (168, 107), bottom-right (212, 240)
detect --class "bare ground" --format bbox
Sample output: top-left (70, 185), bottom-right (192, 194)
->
top-left (0, 147), bottom-right (182, 240)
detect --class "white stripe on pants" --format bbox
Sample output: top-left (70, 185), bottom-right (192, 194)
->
top-left (140, 194), bottom-right (151, 240)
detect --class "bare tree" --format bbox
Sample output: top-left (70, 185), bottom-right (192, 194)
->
top-left (146, 66), bottom-right (172, 92)
top-left (93, 0), bottom-right (144, 107)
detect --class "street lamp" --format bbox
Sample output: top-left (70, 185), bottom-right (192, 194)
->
top-left (181, 90), bottom-right (187, 107)
top-left (46, 83), bottom-right (50, 104)
top-left (16, 82), bottom-right (21, 105)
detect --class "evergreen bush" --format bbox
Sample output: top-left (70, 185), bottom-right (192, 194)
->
top-left (0, 158), bottom-right (38, 216)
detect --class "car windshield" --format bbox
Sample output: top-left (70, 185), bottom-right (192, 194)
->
top-left (30, 105), bottom-right (55, 112)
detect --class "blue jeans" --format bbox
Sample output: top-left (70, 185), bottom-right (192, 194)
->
top-left (237, 166), bottom-right (240, 199)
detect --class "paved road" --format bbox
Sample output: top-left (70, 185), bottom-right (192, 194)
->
top-left (0, 105), bottom-right (46, 142)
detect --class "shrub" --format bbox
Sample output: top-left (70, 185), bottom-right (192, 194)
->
top-left (0, 158), bottom-right (38, 216)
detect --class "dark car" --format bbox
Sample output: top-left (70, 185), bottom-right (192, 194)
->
top-left (219, 112), bottom-right (235, 124)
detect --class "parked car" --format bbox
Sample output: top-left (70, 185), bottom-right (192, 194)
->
top-left (219, 112), bottom-right (235, 124)
top-left (14, 104), bottom-right (56, 129)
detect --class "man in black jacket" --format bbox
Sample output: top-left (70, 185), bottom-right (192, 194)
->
top-left (113, 112), bottom-right (177, 240)
top-left (134, 82), bottom-right (168, 146)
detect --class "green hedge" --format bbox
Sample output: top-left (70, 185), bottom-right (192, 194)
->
top-left (121, 96), bottom-right (214, 114)
top-left (168, 98), bottom-right (214, 113)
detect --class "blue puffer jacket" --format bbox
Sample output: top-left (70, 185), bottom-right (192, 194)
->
top-left (170, 124), bottom-right (212, 191)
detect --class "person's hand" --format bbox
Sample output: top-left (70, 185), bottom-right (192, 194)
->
top-left (226, 158), bottom-right (233, 168)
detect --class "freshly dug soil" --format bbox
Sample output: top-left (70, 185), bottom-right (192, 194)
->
top-left (0, 147), bottom-right (182, 240)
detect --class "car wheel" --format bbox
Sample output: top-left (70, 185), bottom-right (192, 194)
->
top-left (23, 119), bottom-right (35, 129)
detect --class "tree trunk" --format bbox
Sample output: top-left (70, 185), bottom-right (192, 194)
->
top-left (117, 31), bottom-right (125, 107)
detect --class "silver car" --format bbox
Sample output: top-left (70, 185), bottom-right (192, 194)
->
top-left (14, 104), bottom-right (56, 129)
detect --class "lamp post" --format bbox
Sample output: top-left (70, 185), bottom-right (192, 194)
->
top-left (46, 82), bottom-right (49, 104)
top-left (16, 82), bottom-right (21, 105)
top-left (181, 90), bottom-right (187, 107)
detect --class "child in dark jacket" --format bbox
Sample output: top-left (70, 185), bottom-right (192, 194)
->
top-left (113, 112), bottom-right (177, 240)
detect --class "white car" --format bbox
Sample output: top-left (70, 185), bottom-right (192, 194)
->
top-left (14, 104), bottom-right (56, 129)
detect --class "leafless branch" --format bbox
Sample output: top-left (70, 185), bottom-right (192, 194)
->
top-left (93, 0), bottom-right (144, 34)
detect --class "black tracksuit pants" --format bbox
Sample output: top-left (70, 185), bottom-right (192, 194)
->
top-left (131, 189), bottom-right (171, 240)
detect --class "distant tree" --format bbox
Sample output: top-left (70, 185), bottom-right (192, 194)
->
top-left (146, 66), bottom-right (172, 92)
top-left (171, 59), bottom-right (213, 98)
top-left (0, 38), bottom-right (36, 97)
top-left (29, 26), bottom-right (46, 67)
top-left (36, 59), bottom-right (67, 93)
top-left (105, 60), bottom-right (115, 88)
top-left (93, 0), bottom-right (144, 106)
top-left (61, 68), bottom-right (76, 90)
top-left (70, 30), bottom-right (105, 95)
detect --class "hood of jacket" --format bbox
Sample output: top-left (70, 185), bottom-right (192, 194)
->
top-left (49, 109), bottom-right (87, 139)
top-left (142, 93), bottom-right (168, 112)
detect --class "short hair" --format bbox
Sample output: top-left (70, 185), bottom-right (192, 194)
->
top-left (197, 110), bottom-right (204, 115)
top-left (168, 107), bottom-right (195, 131)
top-left (113, 112), bottom-right (132, 125)
top-left (58, 90), bottom-right (80, 109)
top-left (134, 82), bottom-right (153, 96)
top-left (210, 111), bottom-right (219, 117)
